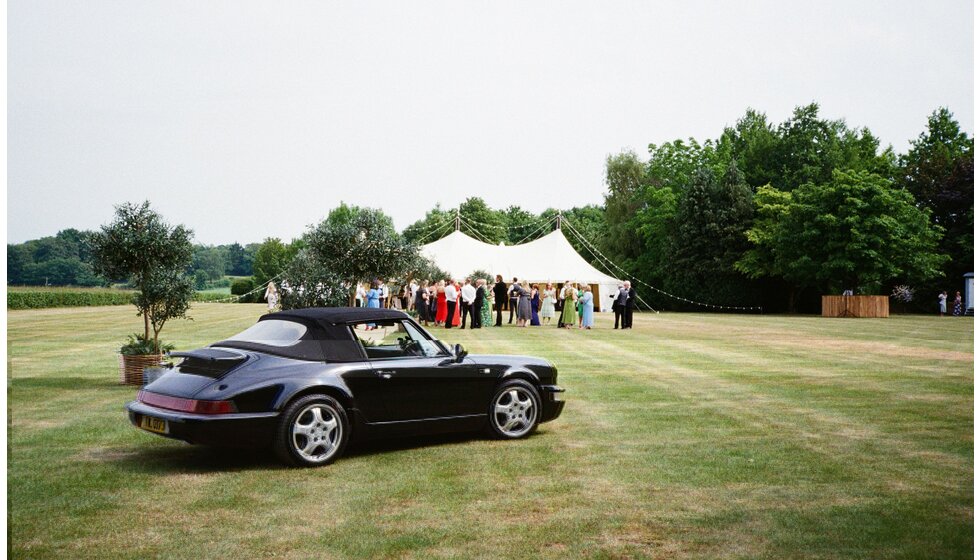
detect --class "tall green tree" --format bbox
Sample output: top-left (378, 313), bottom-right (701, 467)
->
top-left (281, 205), bottom-right (419, 308)
top-left (602, 150), bottom-right (648, 268)
top-left (737, 170), bottom-right (947, 307)
top-left (252, 238), bottom-right (293, 288)
top-left (90, 201), bottom-right (194, 349)
top-left (666, 163), bottom-right (757, 307)
top-left (459, 197), bottom-right (506, 244)
top-left (898, 108), bottom-right (974, 298)
top-left (402, 205), bottom-right (454, 244)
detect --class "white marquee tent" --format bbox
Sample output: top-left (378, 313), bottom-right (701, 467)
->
top-left (421, 229), bottom-right (622, 312)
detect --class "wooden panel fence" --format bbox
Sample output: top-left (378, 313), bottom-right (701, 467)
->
top-left (821, 295), bottom-right (889, 318)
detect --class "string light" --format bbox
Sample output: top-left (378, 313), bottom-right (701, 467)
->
top-left (561, 215), bottom-right (763, 313)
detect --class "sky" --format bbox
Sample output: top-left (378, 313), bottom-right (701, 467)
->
top-left (7, 0), bottom-right (974, 245)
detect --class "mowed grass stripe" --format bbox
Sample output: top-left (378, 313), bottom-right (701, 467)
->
top-left (7, 304), bottom-right (974, 559)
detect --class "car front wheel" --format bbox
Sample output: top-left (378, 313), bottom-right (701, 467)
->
top-left (486, 380), bottom-right (541, 439)
top-left (274, 394), bottom-right (349, 467)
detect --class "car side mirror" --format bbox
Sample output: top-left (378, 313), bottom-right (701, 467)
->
top-left (454, 343), bottom-right (468, 363)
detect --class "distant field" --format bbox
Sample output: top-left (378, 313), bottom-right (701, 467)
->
top-left (7, 305), bottom-right (973, 559)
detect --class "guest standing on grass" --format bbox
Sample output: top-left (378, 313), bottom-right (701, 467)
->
top-left (355, 283), bottom-right (366, 307)
top-left (415, 281), bottom-right (432, 326)
top-left (435, 280), bottom-right (448, 324)
top-left (580, 286), bottom-right (594, 329)
top-left (576, 284), bottom-right (586, 328)
top-left (953, 291), bottom-right (963, 316)
top-left (516, 281), bottom-right (532, 327)
top-left (622, 281), bottom-right (635, 329)
top-left (493, 275), bottom-right (508, 327)
top-left (530, 284), bottom-right (540, 326)
top-left (508, 277), bottom-right (520, 325)
top-left (445, 280), bottom-right (459, 328)
top-left (611, 283), bottom-right (627, 329)
top-left (366, 281), bottom-right (381, 309)
top-left (478, 278), bottom-right (492, 328)
top-left (460, 278), bottom-right (476, 329)
top-left (540, 283), bottom-right (555, 324)
top-left (939, 291), bottom-right (948, 317)
top-left (560, 282), bottom-right (578, 329)
top-left (264, 281), bottom-right (279, 313)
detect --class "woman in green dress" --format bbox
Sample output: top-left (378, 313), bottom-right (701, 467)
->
top-left (479, 278), bottom-right (493, 328)
top-left (559, 282), bottom-right (578, 329)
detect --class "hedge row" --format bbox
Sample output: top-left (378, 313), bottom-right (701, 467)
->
top-left (8, 290), bottom-right (135, 309)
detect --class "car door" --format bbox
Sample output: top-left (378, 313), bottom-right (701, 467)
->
top-left (354, 320), bottom-right (491, 421)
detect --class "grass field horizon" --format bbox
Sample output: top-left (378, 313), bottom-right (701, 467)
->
top-left (8, 304), bottom-right (974, 559)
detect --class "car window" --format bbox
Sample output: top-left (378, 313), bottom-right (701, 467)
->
top-left (225, 320), bottom-right (307, 347)
top-left (350, 320), bottom-right (445, 359)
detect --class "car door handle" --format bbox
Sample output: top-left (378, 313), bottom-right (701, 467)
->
top-left (377, 370), bottom-right (396, 379)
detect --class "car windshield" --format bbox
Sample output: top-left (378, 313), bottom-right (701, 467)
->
top-left (226, 319), bottom-right (308, 347)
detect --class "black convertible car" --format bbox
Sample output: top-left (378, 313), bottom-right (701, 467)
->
top-left (126, 307), bottom-right (565, 467)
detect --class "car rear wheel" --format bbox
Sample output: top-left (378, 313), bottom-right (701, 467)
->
top-left (486, 380), bottom-right (541, 439)
top-left (274, 394), bottom-right (349, 467)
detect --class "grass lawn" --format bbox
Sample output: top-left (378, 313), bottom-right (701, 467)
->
top-left (7, 304), bottom-right (973, 559)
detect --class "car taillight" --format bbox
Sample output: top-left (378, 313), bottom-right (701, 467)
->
top-left (138, 390), bottom-right (238, 415)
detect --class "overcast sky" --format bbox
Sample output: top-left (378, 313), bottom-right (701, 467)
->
top-left (8, 1), bottom-right (974, 245)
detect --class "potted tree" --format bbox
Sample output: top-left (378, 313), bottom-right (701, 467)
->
top-left (91, 201), bottom-right (194, 385)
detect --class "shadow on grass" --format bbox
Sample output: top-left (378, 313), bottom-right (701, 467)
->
top-left (109, 430), bottom-right (538, 474)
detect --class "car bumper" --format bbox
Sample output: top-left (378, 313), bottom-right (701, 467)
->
top-left (539, 384), bottom-right (565, 423)
top-left (126, 400), bottom-right (279, 447)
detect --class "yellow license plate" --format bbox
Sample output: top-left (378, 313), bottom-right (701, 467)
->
top-left (139, 415), bottom-right (169, 434)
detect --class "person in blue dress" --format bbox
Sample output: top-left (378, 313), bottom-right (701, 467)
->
top-left (530, 284), bottom-right (540, 326)
top-left (365, 280), bottom-right (381, 329)
top-left (580, 285), bottom-right (594, 329)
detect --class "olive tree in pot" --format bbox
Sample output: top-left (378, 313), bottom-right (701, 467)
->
top-left (90, 201), bottom-right (195, 385)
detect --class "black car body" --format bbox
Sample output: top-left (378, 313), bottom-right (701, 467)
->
top-left (126, 307), bottom-right (564, 466)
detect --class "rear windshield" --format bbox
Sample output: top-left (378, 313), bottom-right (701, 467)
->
top-left (226, 319), bottom-right (308, 347)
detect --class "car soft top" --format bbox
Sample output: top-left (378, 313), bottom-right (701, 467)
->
top-left (211, 307), bottom-right (410, 362)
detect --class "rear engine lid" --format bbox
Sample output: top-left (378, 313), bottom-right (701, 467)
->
top-left (142, 348), bottom-right (249, 398)
top-left (169, 348), bottom-right (248, 378)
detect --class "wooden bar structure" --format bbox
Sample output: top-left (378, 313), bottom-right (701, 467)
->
top-left (821, 295), bottom-right (889, 318)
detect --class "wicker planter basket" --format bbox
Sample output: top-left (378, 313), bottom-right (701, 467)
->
top-left (119, 353), bottom-right (163, 385)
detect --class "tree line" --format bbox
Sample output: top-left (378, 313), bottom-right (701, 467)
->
top-left (9, 103), bottom-right (972, 313)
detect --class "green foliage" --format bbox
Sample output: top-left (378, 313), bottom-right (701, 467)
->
top-left (191, 245), bottom-right (228, 281)
top-left (459, 197), bottom-right (506, 244)
top-left (252, 237), bottom-right (293, 288)
top-left (134, 269), bottom-right (195, 349)
top-left (738, 170), bottom-right (947, 297)
top-left (406, 257), bottom-right (452, 285)
top-left (193, 270), bottom-right (209, 290)
top-left (119, 333), bottom-right (175, 356)
top-left (897, 108), bottom-right (973, 308)
top-left (7, 229), bottom-right (105, 287)
top-left (281, 205), bottom-right (419, 309)
top-left (666, 162), bottom-right (759, 307)
top-left (7, 288), bottom-right (134, 309)
top-left (402, 205), bottom-right (454, 245)
top-left (230, 278), bottom-right (255, 296)
top-left (89, 201), bottom-right (194, 344)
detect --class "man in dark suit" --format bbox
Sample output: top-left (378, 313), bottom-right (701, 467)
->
top-left (611, 283), bottom-right (628, 329)
top-left (473, 279), bottom-right (486, 329)
top-left (492, 275), bottom-right (508, 327)
top-left (507, 277), bottom-right (519, 324)
top-left (622, 280), bottom-right (636, 329)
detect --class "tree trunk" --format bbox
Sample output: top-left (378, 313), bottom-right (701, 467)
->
top-left (144, 313), bottom-right (150, 341)
top-left (787, 287), bottom-right (798, 314)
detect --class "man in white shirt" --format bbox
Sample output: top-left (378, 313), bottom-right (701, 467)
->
top-left (444, 281), bottom-right (458, 328)
top-left (380, 281), bottom-right (389, 308)
top-left (460, 278), bottom-right (477, 329)
top-left (409, 281), bottom-right (419, 311)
